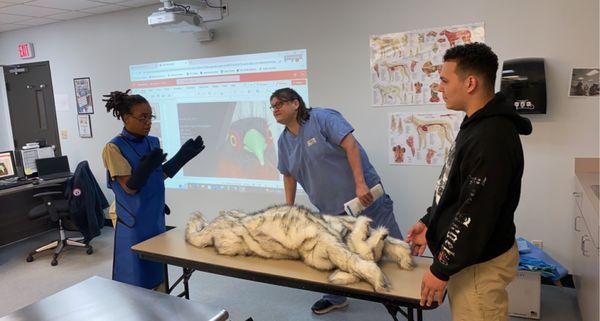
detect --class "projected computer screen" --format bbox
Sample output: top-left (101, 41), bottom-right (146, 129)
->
top-left (130, 49), bottom-right (308, 192)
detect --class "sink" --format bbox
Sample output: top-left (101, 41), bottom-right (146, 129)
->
top-left (592, 185), bottom-right (599, 199)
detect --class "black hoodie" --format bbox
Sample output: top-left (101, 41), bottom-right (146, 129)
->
top-left (420, 92), bottom-right (532, 281)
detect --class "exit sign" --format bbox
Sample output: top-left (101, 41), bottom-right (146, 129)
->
top-left (18, 43), bottom-right (34, 59)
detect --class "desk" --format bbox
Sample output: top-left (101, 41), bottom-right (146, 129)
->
top-left (132, 228), bottom-right (439, 321)
top-left (0, 178), bottom-right (69, 247)
top-left (0, 276), bottom-right (229, 321)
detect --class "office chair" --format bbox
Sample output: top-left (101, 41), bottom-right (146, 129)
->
top-left (26, 183), bottom-right (93, 266)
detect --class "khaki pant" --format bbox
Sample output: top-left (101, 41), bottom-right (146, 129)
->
top-left (109, 201), bottom-right (117, 228)
top-left (447, 243), bottom-right (519, 321)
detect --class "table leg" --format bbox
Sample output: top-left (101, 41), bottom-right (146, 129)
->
top-left (163, 264), bottom-right (170, 294)
top-left (383, 303), bottom-right (420, 321)
top-left (383, 303), bottom-right (400, 321)
top-left (407, 307), bottom-right (414, 321)
top-left (183, 267), bottom-right (191, 299)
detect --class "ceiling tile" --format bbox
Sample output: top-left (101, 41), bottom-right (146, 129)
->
top-left (118, 0), bottom-right (155, 8)
top-left (0, 0), bottom-right (34, 4)
top-left (0, 22), bottom-right (27, 31)
top-left (27, 0), bottom-right (104, 10)
top-left (46, 9), bottom-right (90, 19)
top-left (87, 0), bottom-right (129, 4)
top-left (0, 12), bottom-right (29, 22)
top-left (0, 4), bottom-right (68, 17)
top-left (16, 16), bottom-right (58, 24)
top-left (79, 3), bottom-right (126, 14)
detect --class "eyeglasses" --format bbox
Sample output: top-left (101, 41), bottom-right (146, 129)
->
top-left (269, 100), bottom-right (290, 111)
top-left (129, 114), bottom-right (156, 123)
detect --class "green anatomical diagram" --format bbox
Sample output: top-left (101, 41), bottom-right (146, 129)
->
top-left (243, 128), bottom-right (267, 165)
top-left (217, 117), bottom-right (278, 180)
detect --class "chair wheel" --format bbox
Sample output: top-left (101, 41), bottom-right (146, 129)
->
top-left (51, 259), bottom-right (58, 266)
top-left (86, 248), bottom-right (93, 255)
top-left (26, 255), bottom-right (34, 262)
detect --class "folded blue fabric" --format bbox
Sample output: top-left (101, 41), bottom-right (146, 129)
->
top-left (516, 237), bottom-right (568, 281)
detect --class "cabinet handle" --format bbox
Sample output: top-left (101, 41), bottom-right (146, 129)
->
top-left (573, 192), bottom-right (582, 197)
top-left (574, 216), bottom-right (583, 232)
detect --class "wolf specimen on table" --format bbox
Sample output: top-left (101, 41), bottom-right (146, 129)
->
top-left (185, 205), bottom-right (414, 292)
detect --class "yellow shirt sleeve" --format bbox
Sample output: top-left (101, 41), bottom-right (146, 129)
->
top-left (102, 143), bottom-right (132, 180)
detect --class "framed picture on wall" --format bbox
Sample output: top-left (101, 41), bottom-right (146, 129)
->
top-left (569, 68), bottom-right (599, 97)
top-left (74, 77), bottom-right (94, 114)
top-left (77, 115), bottom-right (92, 138)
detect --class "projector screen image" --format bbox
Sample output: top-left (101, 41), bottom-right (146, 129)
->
top-left (129, 49), bottom-right (308, 192)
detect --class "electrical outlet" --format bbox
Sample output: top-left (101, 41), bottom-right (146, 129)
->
top-left (531, 240), bottom-right (543, 249)
top-left (60, 129), bottom-right (68, 139)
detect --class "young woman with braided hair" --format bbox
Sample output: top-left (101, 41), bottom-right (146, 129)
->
top-left (102, 90), bottom-right (205, 289)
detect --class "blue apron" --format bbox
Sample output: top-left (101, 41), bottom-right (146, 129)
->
top-left (107, 129), bottom-right (165, 289)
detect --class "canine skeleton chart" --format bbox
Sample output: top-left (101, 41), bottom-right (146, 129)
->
top-left (185, 205), bottom-right (414, 292)
top-left (370, 22), bottom-right (485, 106)
top-left (404, 114), bottom-right (455, 151)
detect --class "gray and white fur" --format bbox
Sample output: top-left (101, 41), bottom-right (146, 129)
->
top-left (185, 205), bottom-right (414, 292)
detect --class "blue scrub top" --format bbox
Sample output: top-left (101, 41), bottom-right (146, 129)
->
top-left (277, 108), bottom-right (380, 214)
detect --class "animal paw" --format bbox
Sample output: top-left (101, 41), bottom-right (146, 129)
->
top-left (358, 260), bottom-right (390, 292)
top-left (328, 270), bottom-right (360, 285)
top-left (394, 242), bottom-right (414, 270)
top-left (354, 216), bottom-right (372, 240)
top-left (383, 238), bottom-right (415, 270)
top-left (369, 227), bottom-right (388, 242)
top-left (373, 272), bottom-right (391, 292)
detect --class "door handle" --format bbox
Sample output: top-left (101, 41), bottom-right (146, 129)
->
top-left (574, 216), bottom-right (583, 232)
top-left (581, 235), bottom-right (594, 257)
top-left (581, 235), bottom-right (588, 256)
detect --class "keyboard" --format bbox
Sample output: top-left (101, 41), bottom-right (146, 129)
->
top-left (39, 172), bottom-right (73, 181)
top-left (0, 180), bottom-right (31, 190)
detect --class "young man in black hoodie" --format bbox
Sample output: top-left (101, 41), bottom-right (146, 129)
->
top-left (406, 43), bottom-right (532, 320)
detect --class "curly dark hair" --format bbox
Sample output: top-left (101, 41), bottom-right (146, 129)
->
top-left (270, 88), bottom-right (311, 125)
top-left (102, 89), bottom-right (148, 120)
top-left (443, 42), bottom-right (498, 91)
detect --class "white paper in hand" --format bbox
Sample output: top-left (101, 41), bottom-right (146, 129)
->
top-left (344, 183), bottom-right (384, 216)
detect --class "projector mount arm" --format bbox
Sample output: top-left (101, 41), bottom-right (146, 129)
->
top-left (159, 0), bottom-right (225, 21)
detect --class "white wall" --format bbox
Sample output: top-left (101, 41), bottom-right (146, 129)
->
top-left (0, 68), bottom-right (14, 151)
top-left (0, 0), bottom-right (597, 271)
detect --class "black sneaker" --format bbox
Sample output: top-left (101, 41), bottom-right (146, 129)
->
top-left (311, 299), bottom-right (349, 314)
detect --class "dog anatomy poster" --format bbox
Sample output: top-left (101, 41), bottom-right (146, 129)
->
top-left (389, 111), bottom-right (463, 166)
top-left (370, 23), bottom-right (485, 106)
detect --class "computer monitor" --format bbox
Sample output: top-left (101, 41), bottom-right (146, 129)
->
top-left (36, 156), bottom-right (71, 180)
top-left (20, 146), bottom-right (55, 176)
top-left (0, 151), bottom-right (17, 180)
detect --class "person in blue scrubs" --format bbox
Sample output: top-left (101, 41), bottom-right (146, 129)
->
top-left (102, 90), bottom-right (205, 290)
top-left (271, 88), bottom-right (403, 314)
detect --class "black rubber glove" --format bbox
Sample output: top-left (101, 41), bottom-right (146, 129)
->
top-left (126, 148), bottom-right (167, 190)
top-left (163, 136), bottom-right (205, 178)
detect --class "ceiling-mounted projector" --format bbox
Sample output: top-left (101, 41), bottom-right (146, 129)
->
top-left (148, 0), bottom-right (227, 41)
top-left (148, 10), bottom-right (207, 33)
